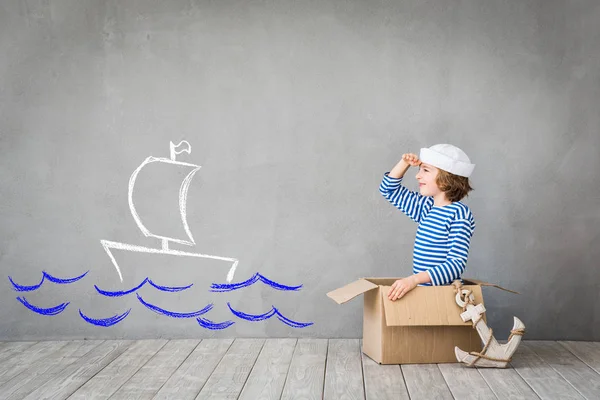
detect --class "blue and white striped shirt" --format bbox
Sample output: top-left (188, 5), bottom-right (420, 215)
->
top-left (379, 172), bottom-right (476, 286)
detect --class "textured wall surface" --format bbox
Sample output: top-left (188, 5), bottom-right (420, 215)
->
top-left (1, 0), bottom-right (599, 340)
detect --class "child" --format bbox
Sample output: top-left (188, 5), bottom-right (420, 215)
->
top-left (379, 144), bottom-right (476, 301)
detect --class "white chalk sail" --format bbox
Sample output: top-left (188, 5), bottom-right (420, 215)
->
top-left (100, 141), bottom-right (239, 283)
top-left (128, 155), bottom-right (200, 246)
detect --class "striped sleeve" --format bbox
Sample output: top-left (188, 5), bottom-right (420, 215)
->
top-left (379, 172), bottom-right (430, 223)
top-left (426, 218), bottom-right (475, 285)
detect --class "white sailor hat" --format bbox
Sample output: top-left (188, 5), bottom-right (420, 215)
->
top-left (419, 144), bottom-right (475, 177)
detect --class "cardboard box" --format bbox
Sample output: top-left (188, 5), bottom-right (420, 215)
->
top-left (327, 277), bottom-right (512, 364)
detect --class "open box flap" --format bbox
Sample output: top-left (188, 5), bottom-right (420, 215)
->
top-left (327, 279), bottom-right (379, 305)
top-left (463, 278), bottom-right (520, 294)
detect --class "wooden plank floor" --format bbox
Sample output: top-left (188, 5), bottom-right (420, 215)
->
top-left (0, 340), bottom-right (598, 399)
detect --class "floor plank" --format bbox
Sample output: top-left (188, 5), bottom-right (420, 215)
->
top-left (68, 339), bottom-right (167, 400)
top-left (361, 351), bottom-right (409, 400)
top-left (153, 339), bottom-right (233, 400)
top-left (238, 338), bottom-right (297, 400)
top-left (0, 340), bottom-right (103, 400)
top-left (510, 345), bottom-right (584, 399)
top-left (0, 342), bottom-right (37, 363)
top-left (525, 341), bottom-right (600, 400)
top-left (401, 364), bottom-right (453, 400)
top-left (195, 338), bottom-right (264, 400)
top-left (0, 341), bottom-right (69, 386)
top-left (22, 340), bottom-right (132, 400)
top-left (110, 339), bottom-right (200, 400)
top-left (478, 366), bottom-right (540, 400)
top-left (438, 363), bottom-right (497, 399)
top-left (560, 341), bottom-right (600, 375)
top-left (323, 339), bottom-right (365, 400)
top-left (2, 339), bottom-right (599, 400)
top-left (280, 338), bottom-right (328, 400)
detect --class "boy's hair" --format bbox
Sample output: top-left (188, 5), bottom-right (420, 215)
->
top-left (436, 169), bottom-right (473, 202)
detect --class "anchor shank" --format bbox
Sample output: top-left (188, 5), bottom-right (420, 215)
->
top-left (465, 304), bottom-right (500, 348)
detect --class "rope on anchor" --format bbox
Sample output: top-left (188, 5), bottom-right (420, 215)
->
top-left (466, 326), bottom-right (525, 366)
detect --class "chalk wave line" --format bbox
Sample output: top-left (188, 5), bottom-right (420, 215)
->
top-left (210, 273), bottom-right (302, 292)
top-left (196, 317), bottom-right (235, 330)
top-left (9, 271), bottom-right (89, 292)
top-left (79, 308), bottom-right (131, 327)
top-left (94, 278), bottom-right (193, 297)
top-left (227, 303), bottom-right (313, 328)
top-left (16, 297), bottom-right (69, 316)
top-left (136, 293), bottom-right (212, 318)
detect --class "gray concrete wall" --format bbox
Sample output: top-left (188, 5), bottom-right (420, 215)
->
top-left (1, 0), bottom-right (598, 341)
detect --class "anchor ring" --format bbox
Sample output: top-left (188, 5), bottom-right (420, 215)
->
top-left (455, 289), bottom-right (474, 307)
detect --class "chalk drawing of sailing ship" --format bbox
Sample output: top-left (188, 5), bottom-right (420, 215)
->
top-left (101, 141), bottom-right (239, 283)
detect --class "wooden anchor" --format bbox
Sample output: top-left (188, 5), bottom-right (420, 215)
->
top-left (453, 287), bottom-right (525, 368)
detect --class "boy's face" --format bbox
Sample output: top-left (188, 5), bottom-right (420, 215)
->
top-left (416, 163), bottom-right (442, 197)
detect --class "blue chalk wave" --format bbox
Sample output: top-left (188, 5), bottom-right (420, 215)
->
top-left (136, 293), bottom-right (213, 318)
top-left (210, 273), bottom-right (302, 292)
top-left (197, 317), bottom-right (235, 330)
top-left (79, 308), bottom-right (131, 327)
top-left (227, 303), bottom-right (313, 328)
top-left (95, 278), bottom-right (193, 297)
top-left (16, 296), bottom-right (69, 316)
top-left (9, 271), bottom-right (89, 292)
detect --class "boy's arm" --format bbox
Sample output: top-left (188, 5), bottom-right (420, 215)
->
top-left (379, 156), bottom-right (429, 223)
top-left (426, 219), bottom-right (475, 286)
top-left (388, 158), bottom-right (412, 179)
top-left (388, 219), bottom-right (475, 301)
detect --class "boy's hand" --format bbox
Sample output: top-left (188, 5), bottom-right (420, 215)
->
top-left (402, 153), bottom-right (421, 167)
top-left (388, 275), bottom-right (418, 301)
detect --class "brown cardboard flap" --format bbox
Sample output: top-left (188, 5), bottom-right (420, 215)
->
top-left (381, 285), bottom-right (483, 326)
top-left (462, 278), bottom-right (520, 294)
top-left (327, 279), bottom-right (379, 304)
top-left (363, 277), bottom-right (401, 286)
